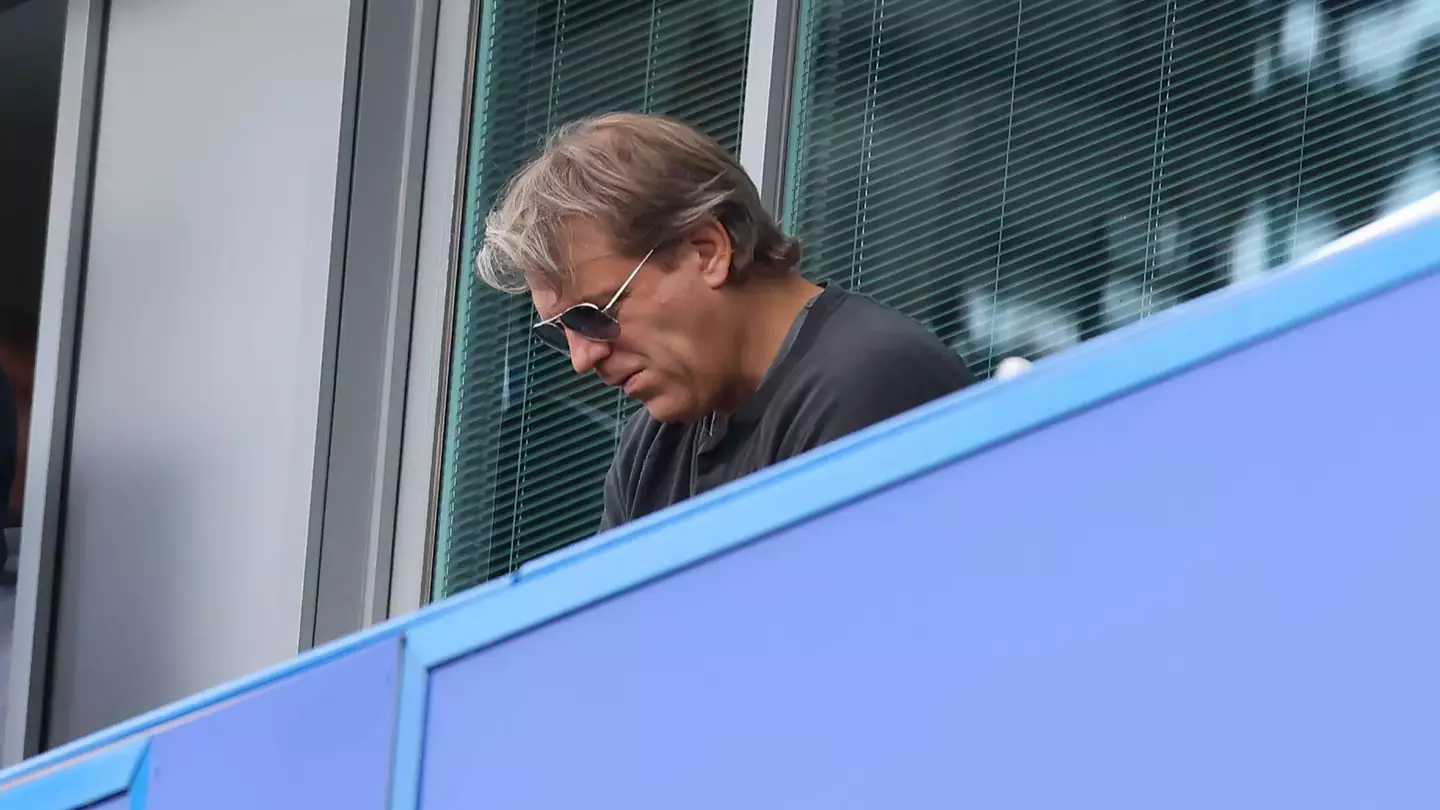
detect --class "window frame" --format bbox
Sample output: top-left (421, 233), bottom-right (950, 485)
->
top-left (388, 0), bottom-right (483, 617)
top-left (3, 0), bottom-right (105, 766)
top-left (740, 0), bottom-right (801, 215)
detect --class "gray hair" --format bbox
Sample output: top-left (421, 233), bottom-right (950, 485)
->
top-left (476, 112), bottom-right (801, 294)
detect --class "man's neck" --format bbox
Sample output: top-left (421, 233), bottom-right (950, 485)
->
top-left (719, 273), bottom-right (824, 412)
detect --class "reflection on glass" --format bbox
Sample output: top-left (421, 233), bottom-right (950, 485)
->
top-left (787, 0), bottom-right (1440, 376)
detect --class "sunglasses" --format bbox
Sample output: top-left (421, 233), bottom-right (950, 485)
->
top-left (532, 248), bottom-right (654, 356)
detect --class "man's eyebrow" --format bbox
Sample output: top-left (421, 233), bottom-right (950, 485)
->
top-left (537, 279), bottom-right (598, 318)
top-left (531, 280), bottom-right (573, 319)
top-left (559, 254), bottom-right (622, 302)
top-left (549, 284), bottom-right (586, 311)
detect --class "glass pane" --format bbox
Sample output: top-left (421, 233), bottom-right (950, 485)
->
top-left (434, 0), bottom-right (752, 599)
top-left (786, 0), bottom-right (1440, 377)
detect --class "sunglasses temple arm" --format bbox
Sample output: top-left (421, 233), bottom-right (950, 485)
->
top-left (603, 249), bottom-right (654, 311)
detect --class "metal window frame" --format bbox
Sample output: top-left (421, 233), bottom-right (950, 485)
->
top-left (739, 0), bottom-right (799, 215)
top-left (386, 0), bottom-right (478, 617)
top-left (3, 0), bottom-right (107, 766)
top-left (301, 0), bottom-right (448, 648)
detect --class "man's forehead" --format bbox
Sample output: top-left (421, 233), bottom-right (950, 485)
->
top-left (560, 218), bottom-right (614, 262)
top-left (530, 254), bottom-right (623, 318)
top-left (529, 219), bottom-right (630, 314)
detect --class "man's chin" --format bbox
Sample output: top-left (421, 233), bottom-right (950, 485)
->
top-left (640, 395), bottom-right (701, 425)
top-left (641, 399), bottom-right (681, 423)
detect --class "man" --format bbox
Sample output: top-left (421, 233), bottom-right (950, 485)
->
top-left (475, 113), bottom-right (975, 531)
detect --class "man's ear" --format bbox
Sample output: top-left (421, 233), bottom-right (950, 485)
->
top-left (690, 218), bottom-right (735, 290)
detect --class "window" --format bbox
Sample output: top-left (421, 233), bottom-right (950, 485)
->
top-left (431, 0), bottom-right (1440, 600)
top-left (785, 0), bottom-right (1440, 376)
top-left (433, 0), bottom-right (753, 599)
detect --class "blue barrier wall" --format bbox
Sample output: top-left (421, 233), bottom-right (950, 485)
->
top-left (419, 269), bottom-right (1440, 810)
top-left (140, 636), bottom-right (399, 809)
top-left (1, 199), bottom-right (1437, 809)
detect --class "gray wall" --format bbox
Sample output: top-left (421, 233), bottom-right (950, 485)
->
top-left (45, 0), bottom-right (360, 744)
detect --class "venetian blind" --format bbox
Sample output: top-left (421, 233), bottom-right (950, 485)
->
top-left (785, 0), bottom-right (1440, 376)
top-left (433, 0), bottom-right (752, 599)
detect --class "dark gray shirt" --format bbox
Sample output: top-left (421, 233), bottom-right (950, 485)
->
top-left (599, 283), bottom-right (975, 531)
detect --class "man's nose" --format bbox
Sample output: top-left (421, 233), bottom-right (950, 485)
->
top-left (567, 332), bottom-right (610, 375)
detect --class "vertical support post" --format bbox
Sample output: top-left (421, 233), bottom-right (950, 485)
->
top-left (739, 0), bottom-right (799, 216)
top-left (3, 0), bottom-right (106, 766)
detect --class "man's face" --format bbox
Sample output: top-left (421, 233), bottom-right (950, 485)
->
top-left (530, 220), bottom-right (733, 423)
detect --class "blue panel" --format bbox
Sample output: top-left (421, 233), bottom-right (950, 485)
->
top-left (82, 797), bottom-right (128, 810)
top-left (0, 738), bottom-right (145, 810)
top-left (126, 749), bottom-right (148, 810)
top-left (0, 632), bottom-right (400, 789)
top-left (418, 273), bottom-right (1440, 809)
top-left (142, 636), bottom-right (400, 810)
top-left (0, 579), bottom-right (518, 792)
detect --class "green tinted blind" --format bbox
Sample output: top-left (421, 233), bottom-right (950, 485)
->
top-left (434, 0), bottom-right (752, 599)
top-left (786, 0), bottom-right (1440, 377)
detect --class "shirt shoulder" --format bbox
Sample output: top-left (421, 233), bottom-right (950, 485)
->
top-left (807, 290), bottom-right (976, 391)
top-left (612, 406), bottom-right (660, 474)
top-left (768, 289), bottom-right (975, 453)
top-left (599, 407), bottom-right (659, 532)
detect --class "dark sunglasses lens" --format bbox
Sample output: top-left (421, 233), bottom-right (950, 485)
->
top-left (533, 323), bottom-right (570, 354)
top-left (560, 306), bottom-right (620, 341)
